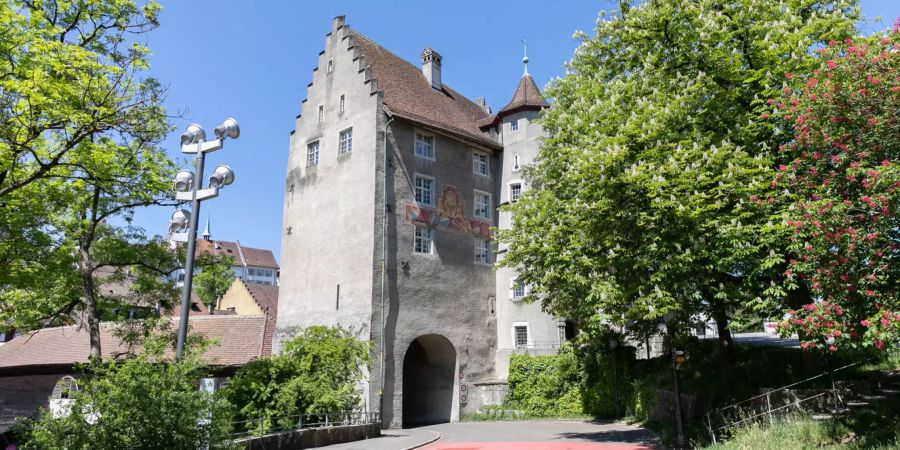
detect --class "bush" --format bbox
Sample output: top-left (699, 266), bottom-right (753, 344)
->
top-left (576, 333), bottom-right (637, 419)
top-left (24, 346), bottom-right (234, 449)
top-left (506, 344), bottom-right (583, 417)
top-left (223, 326), bottom-right (369, 434)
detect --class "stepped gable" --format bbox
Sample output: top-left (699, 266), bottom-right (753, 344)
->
top-left (347, 29), bottom-right (500, 149)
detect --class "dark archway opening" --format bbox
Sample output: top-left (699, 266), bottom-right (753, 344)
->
top-left (402, 334), bottom-right (456, 427)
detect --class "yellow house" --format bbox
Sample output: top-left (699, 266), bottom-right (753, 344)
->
top-left (217, 278), bottom-right (278, 318)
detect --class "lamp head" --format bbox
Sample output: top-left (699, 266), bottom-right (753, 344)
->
top-left (180, 123), bottom-right (206, 145)
top-left (208, 165), bottom-right (235, 189)
top-left (169, 209), bottom-right (191, 232)
top-left (214, 118), bottom-right (240, 140)
top-left (173, 170), bottom-right (195, 192)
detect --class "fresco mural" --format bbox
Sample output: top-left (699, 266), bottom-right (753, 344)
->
top-left (404, 184), bottom-right (491, 239)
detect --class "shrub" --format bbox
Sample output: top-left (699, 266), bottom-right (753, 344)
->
top-left (223, 326), bottom-right (369, 434)
top-left (24, 345), bottom-right (234, 449)
top-left (506, 344), bottom-right (583, 417)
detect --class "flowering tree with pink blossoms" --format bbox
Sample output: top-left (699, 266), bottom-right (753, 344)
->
top-left (774, 27), bottom-right (899, 351)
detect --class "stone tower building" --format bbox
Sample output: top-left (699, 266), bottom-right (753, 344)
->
top-left (277, 16), bottom-right (564, 428)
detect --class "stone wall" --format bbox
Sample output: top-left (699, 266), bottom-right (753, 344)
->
top-left (235, 423), bottom-right (381, 450)
top-left (0, 374), bottom-right (60, 433)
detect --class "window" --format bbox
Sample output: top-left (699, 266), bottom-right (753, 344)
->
top-left (339, 128), bottom-right (353, 154)
top-left (414, 174), bottom-right (434, 206)
top-left (473, 190), bottom-right (491, 219)
top-left (307, 140), bottom-right (320, 167)
top-left (473, 151), bottom-right (489, 176)
top-left (514, 325), bottom-right (529, 348)
top-left (415, 132), bottom-right (434, 159)
top-left (509, 183), bottom-right (522, 202)
top-left (474, 238), bottom-right (491, 264)
top-left (513, 153), bottom-right (521, 171)
top-left (511, 120), bottom-right (519, 131)
top-left (339, 95), bottom-right (345, 114)
top-left (327, 58), bottom-right (334, 73)
top-left (414, 226), bottom-right (433, 254)
top-left (318, 105), bottom-right (324, 124)
top-left (513, 279), bottom-right (526, 298)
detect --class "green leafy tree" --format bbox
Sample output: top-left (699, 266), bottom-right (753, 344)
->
top-left (774, 29), bottom-right (899, 351)
top-left (194, 256), bottom-right (236, 312)
top-left (0, 0), bottom-right (178, 358)
top-left (497, 0), bottom-right (858, 348)
top-left (223, 326), bottom-right (370, 435)
top-left (24, 330), bottom-right (235, 450)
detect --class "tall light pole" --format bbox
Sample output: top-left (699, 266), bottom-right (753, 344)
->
top-left (170, 119), bottom-right (240, 360)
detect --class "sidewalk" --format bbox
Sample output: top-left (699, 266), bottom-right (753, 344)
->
top-left (312, 427), bottom-right (440, 450)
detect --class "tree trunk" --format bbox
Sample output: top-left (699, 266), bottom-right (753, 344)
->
top-left (710, 299), bottom-right (735, 357)
top-left (79, 248), bottom-right (102, 360)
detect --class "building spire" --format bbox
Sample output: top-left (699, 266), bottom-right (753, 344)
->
top-left (522, 38), bottom-right (529, 76)
top-left (202, 211), bottom-right (211, 240)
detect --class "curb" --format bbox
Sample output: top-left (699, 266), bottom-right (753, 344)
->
top-left (401, 430), bottom-right (441, 450)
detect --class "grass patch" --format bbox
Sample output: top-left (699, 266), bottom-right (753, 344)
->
top-left (703, 415), bottom-right (900, 449)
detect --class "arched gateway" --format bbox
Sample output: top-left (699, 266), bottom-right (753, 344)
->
top-left (402, 334), bottom-right (456, 426)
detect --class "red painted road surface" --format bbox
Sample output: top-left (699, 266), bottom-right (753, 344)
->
top-left (422, 443), bottom-right (655, 450)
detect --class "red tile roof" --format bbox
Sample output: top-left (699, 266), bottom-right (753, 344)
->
top-left (194, 239), bottom-right (279, 269)
top-left (479, 74), bottom-right (549, 128)
top-left (348, 30), bottom-right (501, 150)
top-left (244, 282), bottom-right (278, 318)
top-left (0, 315), bottom-right (269, 370)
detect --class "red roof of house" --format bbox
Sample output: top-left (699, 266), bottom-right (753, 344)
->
top-left (194, 239), bottom-right (279, 269)
top-left (348, 29), bottom-right (500, 150)
top-left (0, 315), bottom-right (270, 371)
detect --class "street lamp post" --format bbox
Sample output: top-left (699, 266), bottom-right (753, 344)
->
top-left (609, 336), bottom-right (621, 421)
top-left (170, 119), bottom-right (240, 360)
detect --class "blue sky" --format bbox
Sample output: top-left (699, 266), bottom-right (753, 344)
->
top-left (132, 1), bottom-right (897, 262)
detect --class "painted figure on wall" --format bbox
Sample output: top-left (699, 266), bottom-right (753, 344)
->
top-left (404, 184), bottom-right (491, 239)
top-left (436, 185), bottom-right (470, 234)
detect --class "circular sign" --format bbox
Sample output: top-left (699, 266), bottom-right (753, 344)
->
top-left (460, 394), bottom-right (468, 404)
top-left (460, 384), bottom-right (467, 392)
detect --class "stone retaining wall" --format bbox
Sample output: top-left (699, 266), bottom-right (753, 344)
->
top-left (236, 422), bottom-right (381, 450)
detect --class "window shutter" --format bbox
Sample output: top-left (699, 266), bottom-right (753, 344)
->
top-left (508, 278), bottom-right (515, 300)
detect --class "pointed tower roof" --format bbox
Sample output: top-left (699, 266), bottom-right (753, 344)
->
top-left (478, 74), bottom-right (549, 129)
top-left (497, 74), bottom-right (549, 116)
top-left (201, 214), bottom-right (211, 241)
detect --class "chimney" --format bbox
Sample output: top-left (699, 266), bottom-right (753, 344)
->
top-left (421, 47), bottom-right (442, 90)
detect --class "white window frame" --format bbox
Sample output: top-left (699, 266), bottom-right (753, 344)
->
top-left (414, 226), bottom-right (434, 255)
top-left (474, 238), bottom-right (491, 265)
top-left (307, 140), bottom-right (320, 167)
top-left (338, 127), bottom-right (353, 155)
top-left (414, 131), bottom-right (435, 160)
top-left (509, 181), bottom-right (523, 202)
top-left (510, 119), bottom-right (519, 131)
top-left (339, 94), bottom-right (345, 114)
top-left (473, 190), bottom-right (492, 219)
top-left (414, 173), bottom-right (435, 207)
top-left (512, 322), bottom-right (530, 348)
top-left (511, 278), bottom-right (526, 300)
top-left (472, 151), bottom-right (490, 176)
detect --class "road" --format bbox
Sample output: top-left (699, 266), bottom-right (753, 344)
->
top-left (315, 420), bottom-right (661, 450)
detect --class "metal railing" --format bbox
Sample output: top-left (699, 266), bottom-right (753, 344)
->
top-left (704, 354), bottom-right (885, 445)
top-left (231, 411), bottom-right (379, 439)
